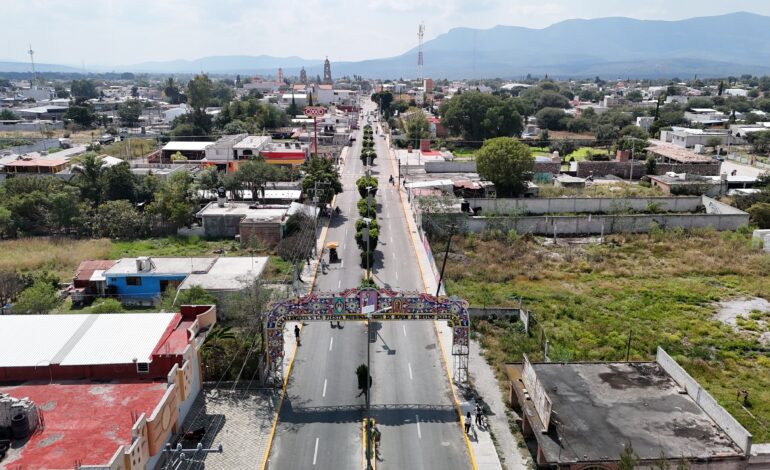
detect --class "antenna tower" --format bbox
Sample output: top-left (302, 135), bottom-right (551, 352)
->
top-left (28, 43), bottom-right (38, 88)
top-left (417, 22), bottom-right (425, 82)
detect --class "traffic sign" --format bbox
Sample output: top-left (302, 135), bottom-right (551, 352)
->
top-left (304, 106), bottom-right (326, 117)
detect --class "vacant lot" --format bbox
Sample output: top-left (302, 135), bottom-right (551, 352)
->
top-left (434, 227), bottom-right (770, 441)
top-left (0, 236), bottom-right (248, 282)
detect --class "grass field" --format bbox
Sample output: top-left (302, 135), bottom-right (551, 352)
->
top-left (0, 238), bottom-right (113, 280)
top-left (100, 138), bottom-right (158, 160)
top-left (434, 228), bottom-right (770, 441)
top-left (537, 182), bottom-right (665, 198)
top-left (0, 236), bottom-right (249, 282)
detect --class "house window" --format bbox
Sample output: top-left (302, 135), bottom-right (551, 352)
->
top-left (136, 362), bottom-right (150, 373)
top-left (126, 277), bottom-right (142, 286)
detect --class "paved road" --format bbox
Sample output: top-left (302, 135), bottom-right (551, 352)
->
top-left (268, 99), bottom-right (470, 469)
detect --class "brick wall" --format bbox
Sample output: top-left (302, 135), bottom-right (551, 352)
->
top-left (656, 162), bottom-right (721, 176)
top-left (239, 221), bottom-right (282, 247)
top-left (576, 161), bottom-right (645, 179)
top-left (534, 162), bottom-right (560, 175)
top-left (576, 161), bottom-right (721, 178)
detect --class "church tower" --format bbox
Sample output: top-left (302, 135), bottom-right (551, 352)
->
top-left (323, 57), bottom-right (332, 84)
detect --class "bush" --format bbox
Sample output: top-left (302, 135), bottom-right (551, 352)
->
top-left (356, 217), bottom-right (379, 230)
top-left (360, 250), bottom-right (375, 269)
top-left (91, 298), bottom-right (123, 313)
top-left (360, 149), bottom-right (377, 165)
top-left (357, 197), bottom-right (377, 218)
top-left (748, 203), bottom-right (770, 229)
top-left (356, 176), bottom-right (378, 197)
top-left (356, 226), bottom-right (379, 249)
top-left (645, 156), bottom-right (657, 175)
top-left (14, 280), bottom-right (61, 314)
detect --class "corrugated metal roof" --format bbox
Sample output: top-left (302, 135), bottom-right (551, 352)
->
top-left (0, 315), bottom-right (90, 367)
top-left (0, 313), bottom-right (176, 368)
top-left (60, 313), bottom-right (176, 365)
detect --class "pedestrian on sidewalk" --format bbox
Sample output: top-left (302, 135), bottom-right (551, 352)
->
top-left (294, 325), bottom-right (301, 345)
top-left (464, 412), bottom-right (472, 435)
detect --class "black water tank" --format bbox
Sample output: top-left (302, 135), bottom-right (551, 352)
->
top-left (11, 414), bottom-right (29, 440)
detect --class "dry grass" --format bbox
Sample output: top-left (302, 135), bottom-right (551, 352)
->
top-left (437, 227), bottom-right (770, 440)
top-left (0, 237), bottom-right (113, 280)
top-left (537, 182), bottom-right (665, 198)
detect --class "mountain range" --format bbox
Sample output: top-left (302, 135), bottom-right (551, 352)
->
top-left (4, 12), bottom-right (770, 79)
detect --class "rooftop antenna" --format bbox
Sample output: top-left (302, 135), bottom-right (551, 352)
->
top-left (28, 43), bottom-right (38, 89)
top-left (417, 22), bottom-right (425, 83)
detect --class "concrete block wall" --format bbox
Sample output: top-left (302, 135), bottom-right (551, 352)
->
top-left (461, 213), bottom-right (749, 236)
top-left (423, 160), bottom-right (560, 175)
top-left (467, 196), bottom-right (704, 215)
top-left (576, 161), bottom-right (721, 178)
top-left (656, 347), bottom-right (752, 456)
top-left (753, 229), bottom-right (770, 252)
top-left (576, 160), bottom-right (645, 179)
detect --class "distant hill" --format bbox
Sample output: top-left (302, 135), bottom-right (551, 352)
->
top-left (343, 11), bottom-right (770, 79)
top-left (115, 55), bottom-right (324, 74)
top-left (0, 61), bottom-right (83, 74)
top-left (4, 12), bottom-right (770, 78)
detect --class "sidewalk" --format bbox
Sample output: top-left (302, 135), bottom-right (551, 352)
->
top-left (387, 142), bottom-right (530, 469)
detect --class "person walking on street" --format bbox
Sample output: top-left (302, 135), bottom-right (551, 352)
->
top-left (294, 325), bottom-right (301, 345)
top-left (464, 412), bottom-right (472, 435)
top-left (475, 403), bottom-right (484, 428)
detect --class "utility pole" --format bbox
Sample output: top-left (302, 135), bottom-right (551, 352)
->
top-left (162, 442), bottom-right (223, 469)
top-left (307, 181), bottom-right (329, 256)
top-left (436, 223), bottom-right (457, 297)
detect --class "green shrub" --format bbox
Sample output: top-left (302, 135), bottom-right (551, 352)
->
top-left (91, 298), bottom-right (123, 313)
top-left (748, 203), bottom-right (770, 229)
top-left (356, 176), bottom-right (378, 197)
top-left (357, 197), bottom-right (377, 218)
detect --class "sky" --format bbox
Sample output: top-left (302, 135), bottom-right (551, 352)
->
top-left (4, 0), bottom-right (770, 66)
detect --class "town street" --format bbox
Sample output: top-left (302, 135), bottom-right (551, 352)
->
top-left (267, 100), bottom-right (471, 469)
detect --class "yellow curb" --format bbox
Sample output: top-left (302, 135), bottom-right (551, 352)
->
top-left (260, 320), bottom-right (302, 470)
top-left (362, 418), bottom-right (366, 470)
top-left (260, 191), bottom-right (335, 469)
top-left (433, 320), bottom-right (479, 470)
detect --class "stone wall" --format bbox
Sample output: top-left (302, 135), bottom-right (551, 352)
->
top-left (576, 161), bottom-right (721, 178)
top-left (534, 162), bottom-right (560, 175)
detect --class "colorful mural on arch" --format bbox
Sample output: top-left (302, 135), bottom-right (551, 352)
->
top-left (265, 288), bottom-right (470, 374)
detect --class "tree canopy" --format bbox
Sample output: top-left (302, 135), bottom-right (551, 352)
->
top-left (439, 92), bottom-right (523, 142)
top-left (475, 137), bottom-right (534, 197)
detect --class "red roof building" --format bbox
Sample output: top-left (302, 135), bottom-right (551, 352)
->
top-left (0, 305), bottom-right (217, 470)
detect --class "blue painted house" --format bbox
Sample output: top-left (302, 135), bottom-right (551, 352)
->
top-left (104, 257), bottom-right (217, 306)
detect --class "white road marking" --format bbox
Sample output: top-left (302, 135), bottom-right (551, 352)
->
top-left (392, 253), bottom-right (396, 260)
top-left (338, 280), bottom-right (341, 289)
top-left (403, 325), bottom-right (407, 336)
top-left (408, 362), bottom-right (413, 380)
top-left (323, 379), bottom-right (327, 397)
top-left (341, 260), bottom-right (344, 268)
top-left (395, 272), bottom-right (399, 281)
top-left (313, 437), bottom-right (319, 465)
top-left (417, 415), bottom-right (422, 439)
top-left (329, 337), bottom-right (334, 351)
